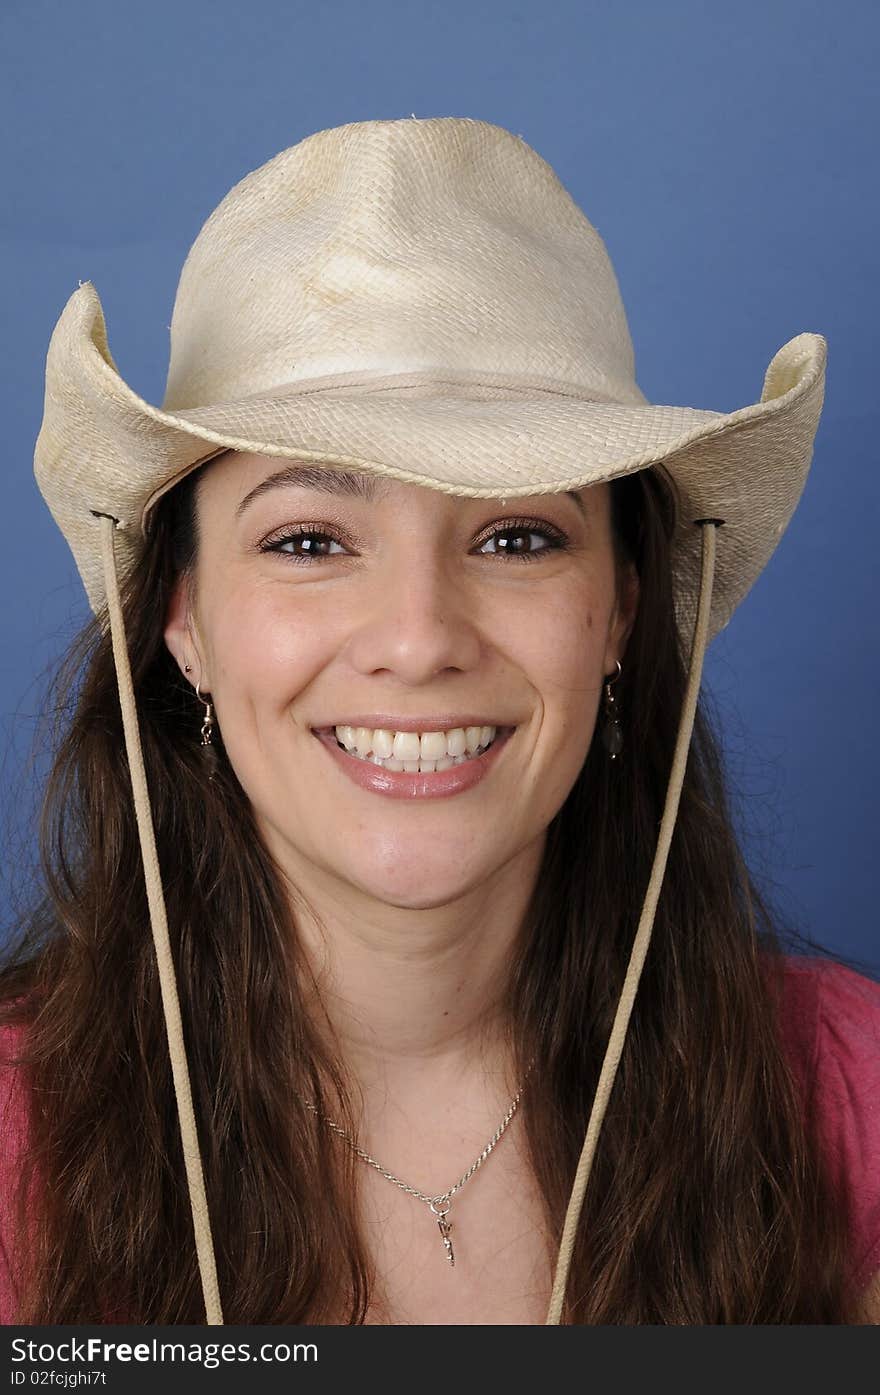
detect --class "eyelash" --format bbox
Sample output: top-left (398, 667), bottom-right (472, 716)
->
top-left (258, 518), bottom-right (572, 566)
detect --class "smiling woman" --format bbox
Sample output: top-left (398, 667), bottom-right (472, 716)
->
top-left (2, 116), bottom-right (879, 1326)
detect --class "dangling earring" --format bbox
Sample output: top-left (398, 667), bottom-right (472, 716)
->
top-left (185, 664), bottom-right (218, 778)
top-left (195, 681), bottom-right (215, 748)
top-left (601, 659), bottom-right (623, 760)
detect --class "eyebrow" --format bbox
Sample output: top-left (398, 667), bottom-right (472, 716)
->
top-left (235, 463), bottom-right (586, 518)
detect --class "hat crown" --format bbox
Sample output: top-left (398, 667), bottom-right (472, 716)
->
top-left (161, 117), bottom-right (646, 411)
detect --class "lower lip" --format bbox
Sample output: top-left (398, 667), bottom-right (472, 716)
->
top-left (311, 728), bottom-right (516, 800)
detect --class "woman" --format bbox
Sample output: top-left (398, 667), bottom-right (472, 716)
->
top-left (1, 116), bottom-right (878, 1325)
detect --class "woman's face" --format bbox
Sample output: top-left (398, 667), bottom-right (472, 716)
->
top-left (164, 451), bottom-right (639, 910)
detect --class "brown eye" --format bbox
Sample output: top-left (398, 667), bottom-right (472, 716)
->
top-left (475, 520), bottom-right (570, 563)
top-left (259, 527), bottom-right (347, 562)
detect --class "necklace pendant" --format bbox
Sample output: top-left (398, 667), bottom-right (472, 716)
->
top-left (437, 1214), bottom-right (455, 1267)
top-left (430, 1201), bottom-right (455, 1268)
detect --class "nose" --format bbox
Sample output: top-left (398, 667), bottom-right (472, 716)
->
top-left (344, 549), bottom-right (485, 684)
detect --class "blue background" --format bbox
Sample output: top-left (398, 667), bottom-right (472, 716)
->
top-left (1, 0), bottom-right (877, 968)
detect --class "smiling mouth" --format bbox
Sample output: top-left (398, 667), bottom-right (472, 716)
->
top-left (311, 725), bottom-right (516, 772)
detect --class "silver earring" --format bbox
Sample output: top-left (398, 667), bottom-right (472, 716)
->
top-left (193, 678), bottom-right (218, 780)
top-left (601, 660), bottom-right (623, 760)
top-left (194, 681), bottom-right (215, 747)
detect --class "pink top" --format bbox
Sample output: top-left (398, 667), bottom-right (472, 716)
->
top-left (770, 955), bottom-right (880, 1292)
top-left (1, 953), bottom-right (878, 1322)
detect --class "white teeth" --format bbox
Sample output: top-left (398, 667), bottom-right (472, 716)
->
top-left (332, 724), bottom-right (501, 770)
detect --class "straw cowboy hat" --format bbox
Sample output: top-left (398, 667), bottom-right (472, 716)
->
top-left (32, 115), bottom-right (827, 1325)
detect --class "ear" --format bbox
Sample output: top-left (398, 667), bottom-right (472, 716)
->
top-left (163, 572), bottom-right (207, 685)
top-left (605, 560), bottom-right (640, 672)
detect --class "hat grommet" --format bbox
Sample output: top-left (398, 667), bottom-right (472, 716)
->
top-left (89, 508), bottom-right (125, 528)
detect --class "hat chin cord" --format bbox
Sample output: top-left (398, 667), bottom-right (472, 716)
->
top-left (97, 513), bottom-right (224, 1326)
top-left (96, 510), bottom-right (720, 1328)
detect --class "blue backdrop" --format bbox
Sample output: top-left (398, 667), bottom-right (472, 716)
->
top-left (1, 0), bottom-right (877, 968)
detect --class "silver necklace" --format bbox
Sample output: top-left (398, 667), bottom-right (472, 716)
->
top-left (303, 1066), bottom-right (532, 1269)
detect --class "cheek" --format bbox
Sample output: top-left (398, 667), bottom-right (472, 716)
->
top-left (516, 586), bottom-right (606, 695)
top-left (519, 586), bottom-right (610, 773)
top-left (205, 584), bottom-right (338, 707)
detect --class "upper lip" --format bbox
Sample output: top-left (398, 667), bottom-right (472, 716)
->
top-left (311, 716), bottom-right (515, 732)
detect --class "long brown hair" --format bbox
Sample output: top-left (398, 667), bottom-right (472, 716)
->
top-left (0, 462), bottom-right (864, 1322)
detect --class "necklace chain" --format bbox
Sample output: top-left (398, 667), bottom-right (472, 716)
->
top-left (304, 1078), bottom-right (526, 1205)
top-left (302, 1061), bottom-right (534, 1269)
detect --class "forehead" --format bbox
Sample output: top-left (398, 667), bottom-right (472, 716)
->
top-left (196, 450), bottom-right (596, 517)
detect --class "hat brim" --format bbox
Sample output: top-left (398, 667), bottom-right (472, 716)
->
top-left (35, 281), bottom-right (826, 647)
